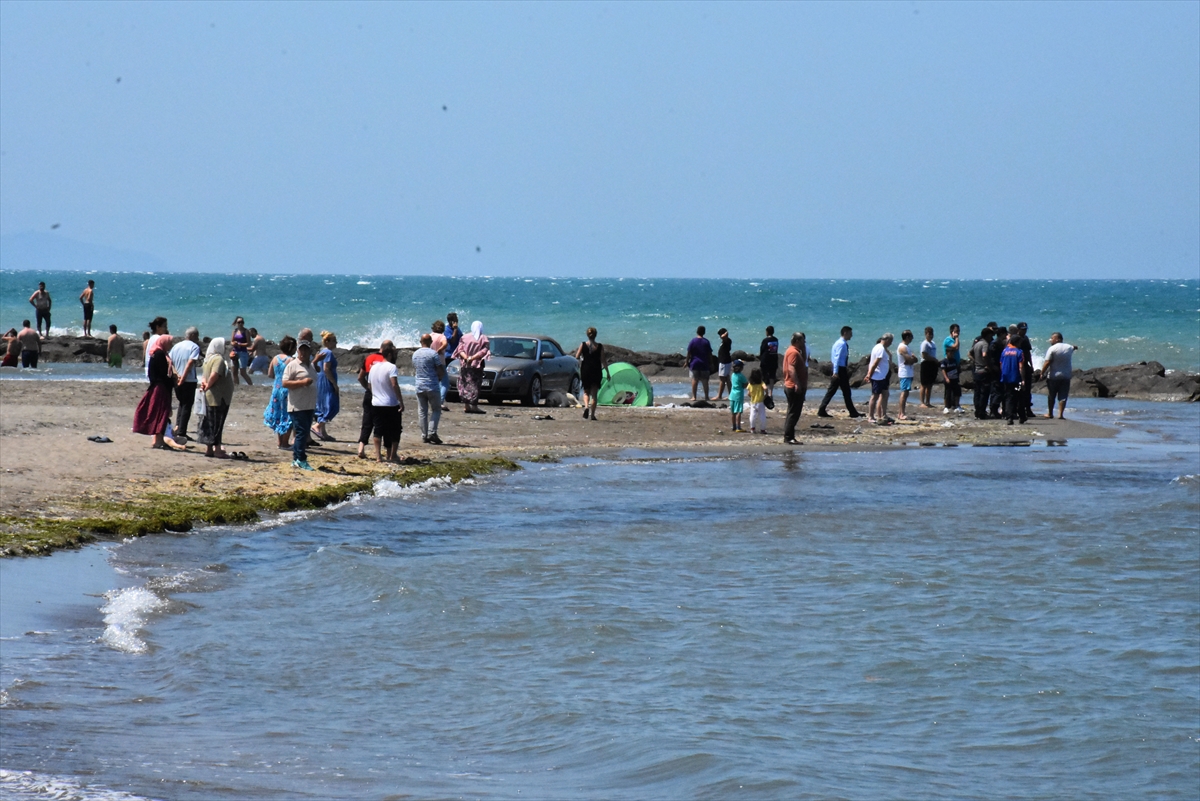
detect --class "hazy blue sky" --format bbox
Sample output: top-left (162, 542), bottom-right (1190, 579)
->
top-left (1, 1), bottom-right (1197, 278)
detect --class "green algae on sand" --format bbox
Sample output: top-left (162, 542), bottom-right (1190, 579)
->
top-left (0, 457), bottom-right (520, 557)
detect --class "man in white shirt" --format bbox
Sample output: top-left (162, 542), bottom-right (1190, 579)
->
top-left (1042, 332), bottom-right (1078, 419)
top-left (895, 330), bottom-right (918, 420)
top-left (865, 333), bottom-right (894, 424)
top-left (369, 341), bottom-right (405, 463)
top-left (168, 327), bottom-right (202, 441)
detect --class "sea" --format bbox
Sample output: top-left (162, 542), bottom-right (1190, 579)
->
top-left (1, 271), bottom-right (1198, 371)
top-left (0, 272), bottom-right (1198, 800)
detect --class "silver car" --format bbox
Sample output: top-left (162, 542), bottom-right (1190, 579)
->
top-left (446, 334), bottom-right (583, 406)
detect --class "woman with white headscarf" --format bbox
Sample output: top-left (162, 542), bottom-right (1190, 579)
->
top-left (452, 321), bottom-right (490, 414)
top-left (197, 337), bottom-right (237, 458)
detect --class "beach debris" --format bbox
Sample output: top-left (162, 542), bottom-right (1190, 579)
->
top-left (532, 414), bottom-right (554, 421)
top-left (87, 435), bottom-right (113, 443)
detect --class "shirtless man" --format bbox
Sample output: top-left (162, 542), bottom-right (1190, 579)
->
top-left (17, 320), bottom-right (41, 368)
top-left (79, 280), bottom-right (95, 337)
top-left (248, 328), bottom-right (269, 374)
top-left (107, 324), bottom-right (126, 367)
top-left (28, 283), bottom-right (51, 336)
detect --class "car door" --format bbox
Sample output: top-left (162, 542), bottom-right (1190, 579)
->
top-left (538, 339), bottom-right (568, 390)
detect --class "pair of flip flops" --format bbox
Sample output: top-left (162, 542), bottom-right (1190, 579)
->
top-left (87, 435), bottom-right (113, 443)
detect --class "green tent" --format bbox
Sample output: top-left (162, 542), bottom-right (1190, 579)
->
top-left (596, 362), bottom-right (654, 407)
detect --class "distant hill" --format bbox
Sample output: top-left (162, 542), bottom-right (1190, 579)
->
top-left (0, 232), bottom-right (168, 273)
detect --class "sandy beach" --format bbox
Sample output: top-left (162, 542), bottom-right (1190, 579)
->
top-left (0, 376), bottom-right (1115, 555)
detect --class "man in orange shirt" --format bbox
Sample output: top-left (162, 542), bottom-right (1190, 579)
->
top-left (782, 332), bottom-right (809, 445)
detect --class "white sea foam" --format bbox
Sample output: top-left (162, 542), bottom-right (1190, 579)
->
top-left (373, 475), bottom-right (464, 499)
top-left (1170, 474), bottom-right (1199, 486)
top-left (0, 769), bottom-right (158, 801)
top-left (342, 315), bottom-right (424, 348)
top-left (100, 587), bottom-right (165, 654)
top-left (830, 297), bottom-right (851, 303)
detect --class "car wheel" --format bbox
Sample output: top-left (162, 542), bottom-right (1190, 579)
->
top-left (569, 373), bottom-right (583, 398)
top-left (522, 375), bottom-right (542, 406)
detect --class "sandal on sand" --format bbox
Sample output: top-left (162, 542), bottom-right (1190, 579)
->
top-left (87, 436), bottom-right (113, 443)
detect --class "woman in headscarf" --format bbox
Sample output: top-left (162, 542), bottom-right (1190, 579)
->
top-left (197, 337), bottom-right (235, 458)
top-left (312, 330), bottom-right (341, 441)
top-left (133, 334), bottom-right (185, 450)
top-left (452, 321), bottom-right (490, 414)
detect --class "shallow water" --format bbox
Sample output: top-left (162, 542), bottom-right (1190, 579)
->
top-left (1, 400), bottom-right (1197, 800)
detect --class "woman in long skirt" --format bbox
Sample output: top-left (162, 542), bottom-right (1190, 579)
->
top-left (198, 337), bottom-right (235, 458)
top-left (133, 334), bottom-right (186, 450)
top-left (313, 330), bottom-right (341, 440)
top-left (263, 335), bottom-right (296, 449)
top-left (453, 321), bottom-right (490, 414)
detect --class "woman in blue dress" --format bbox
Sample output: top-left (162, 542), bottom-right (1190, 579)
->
top-left (263, 335), bottom-right (296, 449)
top-left (313, 330), bottom-right (341, 441)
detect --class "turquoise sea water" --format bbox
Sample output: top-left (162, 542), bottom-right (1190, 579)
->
top-left (1, 271), bottom-right (1197, 370)
top-left (1, 399), bottom-right (1198, 800)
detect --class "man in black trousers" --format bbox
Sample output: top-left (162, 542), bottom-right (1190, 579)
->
top-left (817, 326), bottom-right (862, 418)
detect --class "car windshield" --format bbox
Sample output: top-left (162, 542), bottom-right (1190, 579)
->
top-left (488, 337), bottom-right (538, 360)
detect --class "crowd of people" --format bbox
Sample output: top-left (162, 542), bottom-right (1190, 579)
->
top-left (117, 311), bottom-right (499, 469)
top-left (684, 321), bottom-right (1077, 444)
top-left (6, 279), bottom-right (1081, 465)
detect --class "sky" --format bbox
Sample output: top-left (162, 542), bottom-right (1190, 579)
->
top-left (1, 0), bottom-right (1197, 279)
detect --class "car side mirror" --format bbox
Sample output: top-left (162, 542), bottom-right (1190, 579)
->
top-left (540, 352), bottom-right (552, 360)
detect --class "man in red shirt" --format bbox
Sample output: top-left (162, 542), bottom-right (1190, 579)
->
top-left (356, 340), bottom-right (392, 458)
top-left (782, 332), bottom-right (809, 445)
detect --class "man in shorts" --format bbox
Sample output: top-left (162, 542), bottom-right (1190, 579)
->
top-left (895, 330), bottom-right (918, 420)
top-left (79, 280), bottom-right (95, 337)
top-left (356, 340), bottom-right (390, 458)
top-left (17, 320), bottom-right (40, 368)
top-left (107, 325), bottom-right (125, 367)
top-left (918, 326), bottom-right (939, 408)
top-left (28, 283), bottom-right (51, 336)
top-left (1042, 332), bottom-right (1078, 419)
top-left (369, 341), bottom-right (404, 462)
top-left (714, 328), bottom-right (733, 401)
top-left (865, 333), bottom-right (894, 424)
top-left (687, 326), bottom-right (713, 402)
